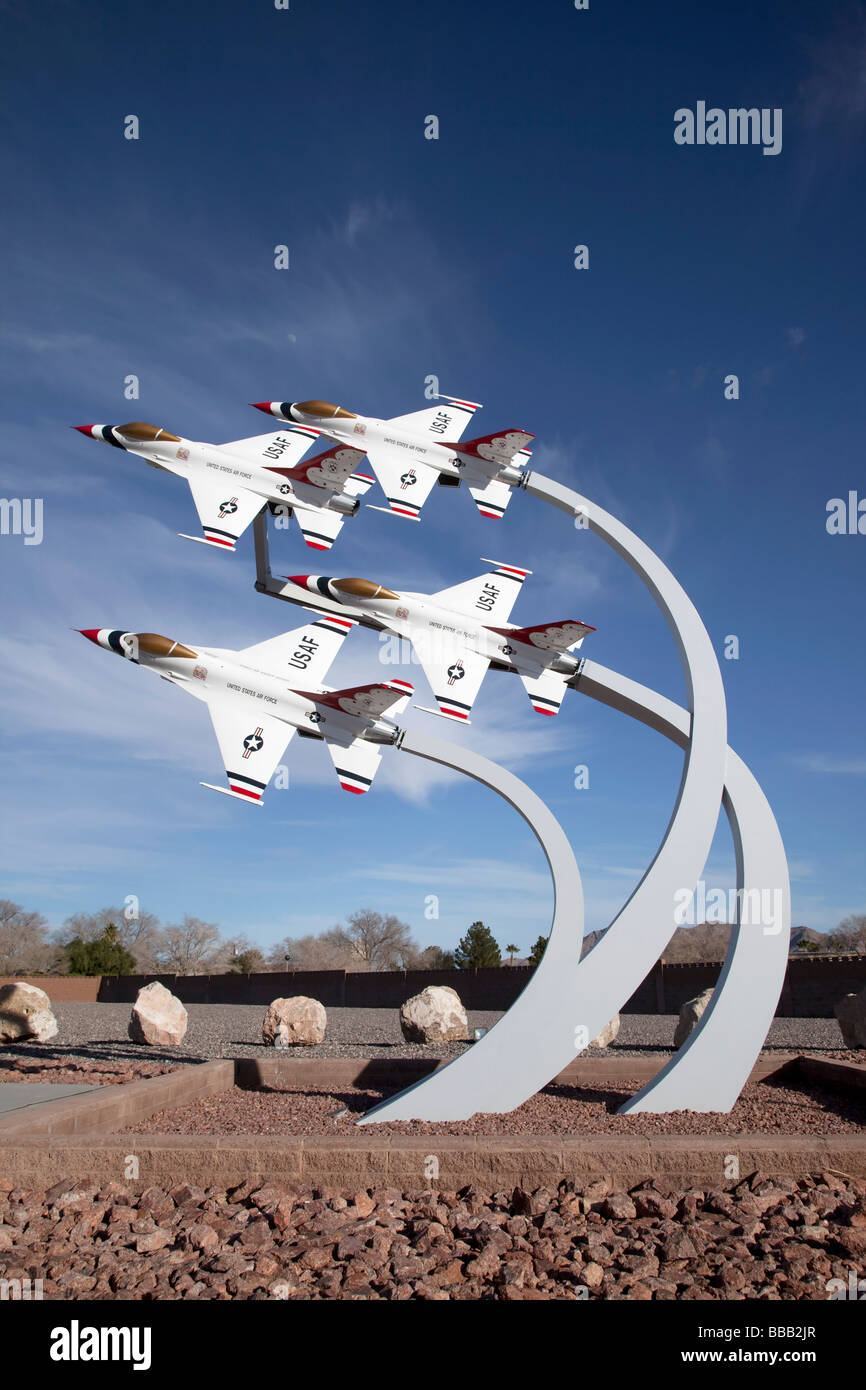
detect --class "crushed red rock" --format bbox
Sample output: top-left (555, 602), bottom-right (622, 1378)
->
top-left (0, 1057), bottom-right (177, 1086)
top-left (1, 1173), bottom-right (864, 1300)
top-left (122, 1077), bottom-right (866, 1137)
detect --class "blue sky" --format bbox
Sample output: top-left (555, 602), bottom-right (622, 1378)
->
top-left (1, 0), bottom-right (863, 954)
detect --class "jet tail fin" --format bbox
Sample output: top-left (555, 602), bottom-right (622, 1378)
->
top-left (489, 619), bottom-right (596, 655)
top-left (448, 429), bottom-right (535, 467)
top-left (295, 678), bottom-right (414, 720)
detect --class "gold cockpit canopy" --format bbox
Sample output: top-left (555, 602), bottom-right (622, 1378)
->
top-left (116, 422), bottom-right (182, 443)
top-left (294, 400), bottom-right (357, 420)
top-left (331, 578), bottom-right (400, 600)
top-left (132, 633), bottom-right (198, 659)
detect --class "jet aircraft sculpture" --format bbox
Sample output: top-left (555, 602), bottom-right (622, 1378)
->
top-left (72, 420), bottom-right (374, 552)
top-left (251, 396), bottom-right (533, 522)
top-left (284, 561), bottom-right (595, 721)
top-left (77, 619), bottom-right (412, 801)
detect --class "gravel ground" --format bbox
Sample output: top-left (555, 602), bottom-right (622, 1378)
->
top-left (0, 1004), bottom-right (851, 1068)
top-left (0, 1057), bottom-right (177, 1086)
top-left (123, 1077), bottom-right (866, 1137)
top-left (2, 1173), bottom-right (865, 1300)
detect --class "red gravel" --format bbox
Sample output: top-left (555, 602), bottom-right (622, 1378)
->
top-left (2, 1173), bottom-right (865, 1300)
top-left (0, 1056), bottom-right (177, 1086)
top-left (123, 1077), bottom-right (866, 1137)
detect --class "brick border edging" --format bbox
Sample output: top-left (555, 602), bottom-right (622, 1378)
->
top-left (0, 1051), bottom-right (814, 1141)
top-left (0, 1053), bottom-right (863, 1189)
top-left (1, 1134), bottom-right (864, 1190)
top-left (0, 1060), bottom-right (232, 1137)
top-left (238, 1052), bottom-right (794, 1090)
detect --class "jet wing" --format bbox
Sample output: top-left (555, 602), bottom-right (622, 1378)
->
top-left (386, 395), bottom-right (482, 442)
top-left (363, 446), bottom-right (440, 520)
top-left (237, 614), bottom-right (355, 683)
top-left (411, 633), bottom-right (491, 723)
top-left (519, 668), bottom-right (570, 717)
top-left (221, 426), bottom-right (321, 467)
top-left (431, 560), bottom-right (530, 623)
top-left (467, 477), bottom-right (515, 520)
top-left (202, 701), bottom-right (296, 804)
top-left (182, 477), bottom-right (265, 551)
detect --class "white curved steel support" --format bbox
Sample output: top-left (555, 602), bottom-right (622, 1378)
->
top-left (574, 660), bottom-right (790, 1113)
top-left (359, 476), bottom-right (730, 1122)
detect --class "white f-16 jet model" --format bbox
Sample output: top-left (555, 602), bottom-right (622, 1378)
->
top-left (72, 420), bottom-right (375, 552)
top-left (286, 560), bottom-right (595, 722)
top-left (251, 396), bottom-right (533, 522)
top-left (77, 618), bottom-right (412, 802)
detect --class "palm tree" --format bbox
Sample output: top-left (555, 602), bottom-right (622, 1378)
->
top-left (505, 943), bottom-right (519, 964)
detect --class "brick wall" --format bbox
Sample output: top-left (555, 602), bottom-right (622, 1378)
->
top-left (90, 955), bottom-right (866, 1016)
top-left (0, 976), bottom-right (101, 1002)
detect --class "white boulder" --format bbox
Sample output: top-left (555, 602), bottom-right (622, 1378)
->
top-left (0, 982), bottom-right (58, 1043)
top-left (128, 981), bottom-right (188, 1046)
top-left (400, 985), bottom-right (469, 1044)
top-left (589, 1014), bottom-right (620, 1048)
top-left (835, 987), bottom-right (866, 1049)
top-left (673, 987), bottom-right (715, 1048)
top-left (262, 996), bottom-right (326, 1047)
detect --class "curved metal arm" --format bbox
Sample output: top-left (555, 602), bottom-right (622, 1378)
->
top-left (360, 474), bottom-right (732, 1123)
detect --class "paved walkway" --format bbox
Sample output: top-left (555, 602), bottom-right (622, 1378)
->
top-left (0, 1082), bottom-right (95, 1114)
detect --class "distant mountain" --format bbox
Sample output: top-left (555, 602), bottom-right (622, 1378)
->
top-left (576, 923), bottom-right (833, 963)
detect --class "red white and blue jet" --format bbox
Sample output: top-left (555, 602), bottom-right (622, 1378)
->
top-left (72, 419), bottom-right (374, 553)
top-left (251, 395), bottom-right (533, 523)
top-left (77, 618), bottom-right (412, 802)
top-left (282, 560), bottom-right (595, 722)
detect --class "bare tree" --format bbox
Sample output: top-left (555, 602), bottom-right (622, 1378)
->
top-left (662, 923), bottom-right (733, 963)
top-left (267, 931), bottom-right (356, 972)
top-left (338, 909), bottom-right (418, 971)
top-left (0, 900), bottom-right (54, 974)
top-left (827, 914), bottom-right (866, 955)
top-left (156, 917), bottom-right (222, 974)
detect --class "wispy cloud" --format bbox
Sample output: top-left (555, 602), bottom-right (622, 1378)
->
top-left (797, 6), bottom-right (866, 130)
top-left (792, 754), bottom-right (866, 775)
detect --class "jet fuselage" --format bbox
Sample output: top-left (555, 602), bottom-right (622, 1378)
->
top-left (293, 579), bottom-right (581, 677)
top-left (78, 425), bottom-right (359, 518)
top-left (285, 403), bottom-right (469, 483)
top-left (79, 628), bottom-right (398, 742)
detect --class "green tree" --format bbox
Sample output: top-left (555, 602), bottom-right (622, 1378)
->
top-left (65, 922), bottom-right (136, 976)
top-left (454, 921), bottom-right (501, 969)
top-left (505, 943), bottom-right (520, 964)
top-left (528, 935), bottom-right (548, 968)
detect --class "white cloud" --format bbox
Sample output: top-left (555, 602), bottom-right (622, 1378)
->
top-left (792, 754), bottom-right (866, 775)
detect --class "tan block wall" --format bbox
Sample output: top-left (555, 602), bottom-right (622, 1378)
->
top-left (0, 976), bottom-right (102, 1002)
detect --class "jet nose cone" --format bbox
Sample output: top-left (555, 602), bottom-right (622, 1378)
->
top-left (77, 628), bottom-right (102, 644)
top-left (72, 425), bottom-right (95, 436)
top-left (250, 402), bottom-right (274, 415)
top-left (287, 575), bottom-right (312, 588)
